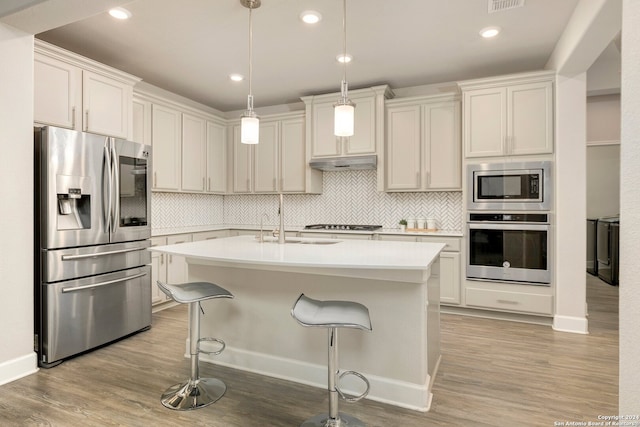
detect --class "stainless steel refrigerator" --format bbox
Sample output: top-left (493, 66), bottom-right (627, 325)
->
top-left (34, 126), bottom-right (152, 367)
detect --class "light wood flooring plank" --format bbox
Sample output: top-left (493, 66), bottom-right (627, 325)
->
top-left (0, 275), bottom-right (618, 426)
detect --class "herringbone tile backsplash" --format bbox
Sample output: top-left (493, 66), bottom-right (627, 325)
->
top-left (153, 170), bottom-right (463, 231)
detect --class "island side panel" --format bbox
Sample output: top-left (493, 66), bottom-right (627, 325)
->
top-left (186, 261), bottom-right (438, 411)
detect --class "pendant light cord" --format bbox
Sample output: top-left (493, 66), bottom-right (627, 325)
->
top-left (341, 0), bottom-right (348, 99)
top-left (247, 5), bottom-right (254, 111)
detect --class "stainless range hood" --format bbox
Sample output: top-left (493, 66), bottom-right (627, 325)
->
top-left (309, 155), bottom-right (377, 171)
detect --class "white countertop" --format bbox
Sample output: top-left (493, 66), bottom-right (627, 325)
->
top-left (152, 225), bottom-right (463, 238)
top-left (150, 235), bottom-right (445, 270)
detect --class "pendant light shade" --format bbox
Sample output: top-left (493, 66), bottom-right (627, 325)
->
top-left (334, 100), bottom-right (355, 137)
top-left (334, 0), bottom-right (354, 137)
top-left (241, 111), bottom-right (260, 144)
top-left (240, 0), bottom-right (261, 144)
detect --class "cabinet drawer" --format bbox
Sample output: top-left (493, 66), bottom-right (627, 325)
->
top-left (465, 287), bottom-right (553, 315)
top-left (418, 236), bottom-right (461, 252)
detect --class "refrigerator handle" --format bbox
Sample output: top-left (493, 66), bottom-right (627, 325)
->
top-left (110, 138), bottom-right (120, 233)
top-left (61, 272), bottom-right (148, 293)
top-left (103, 141), bottom-right (112, 232)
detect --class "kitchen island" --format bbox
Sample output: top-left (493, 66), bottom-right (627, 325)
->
top-left (150, 235), bottom-right (445, 411)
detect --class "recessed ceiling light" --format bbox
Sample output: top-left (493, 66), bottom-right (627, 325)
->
top-left (336, 54), bottom-right (352, 64)
top-left (229, 74), bottom-right (244, 82)
top-left (109, 7), bottom-right (132, 20)
top-left (300, 10), bottom-right (322, 24)
top-left (479, 26), bottom-right (501, 38)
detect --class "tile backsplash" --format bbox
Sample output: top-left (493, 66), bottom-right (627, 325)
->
top-left (153, 170), bottom-right (463, 231)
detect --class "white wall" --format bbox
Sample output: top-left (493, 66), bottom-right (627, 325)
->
top-left (0, 23), bottom-right (38, 384)
top-left (586, 144), bottom-right (620, 219)
top-left (619, 0), bottom-right (640, 414)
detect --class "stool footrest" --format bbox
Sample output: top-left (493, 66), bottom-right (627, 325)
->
top-left (198, 337), bottom-right (226, 355)
top-left (336, 370), bottom-right (370, 403)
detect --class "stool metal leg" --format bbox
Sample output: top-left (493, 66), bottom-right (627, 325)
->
top-left (161, 301), bottom-right (227, 410)
top-left (301, 328), bottom-right (366, 427)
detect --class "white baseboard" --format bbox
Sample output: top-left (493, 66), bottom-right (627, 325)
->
top-left (197, 341), bottom-right (433, 412)
top-left (553, 314), bottom-right (589, 334)
top-left (0, 352), bottom-right (38, 386)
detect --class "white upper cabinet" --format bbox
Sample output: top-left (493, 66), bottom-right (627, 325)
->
top-left (302, 85), bottom-right (392, 159)
top-left (34, 40), bottom-right (139, 139)
top-left (459, 71), bottom-right (554, 158)
top-left (132, 96), bottom-right (151, 146)
top-left (181, 113), bottom-right (207, 192)
top-left (385, 94), bottom-right (461, 191)
top-left (230, 113), bottom-right (321, 194)
top-left (206, 120), bottom-right (227, 193)
top-left (151, 103), bottom-right (182, 191)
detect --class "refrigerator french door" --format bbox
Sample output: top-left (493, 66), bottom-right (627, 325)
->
top-left (35, 126), bottom-right (152, 367)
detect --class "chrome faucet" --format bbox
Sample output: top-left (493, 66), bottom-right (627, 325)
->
top-left (278, 193), bottom-right (285, 244)
top-left (258, 213), bottom-right (269, 243)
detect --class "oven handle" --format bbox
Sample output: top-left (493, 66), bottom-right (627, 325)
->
top-left (468, 223), bottom-right (549, 231)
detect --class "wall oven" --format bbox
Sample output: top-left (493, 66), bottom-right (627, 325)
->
top-left (467, 213), bottom-right (551, 285)
top-left (467, 161), bottom-right (552, 211)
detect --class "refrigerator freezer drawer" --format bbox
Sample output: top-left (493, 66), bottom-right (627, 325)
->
top-left (43, 240), bottom-right (151, 283)
top-left (40, 266), bottom-right (151, 366)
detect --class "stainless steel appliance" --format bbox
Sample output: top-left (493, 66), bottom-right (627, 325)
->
top-left (304, 224), bottom-right (382, 231)
top-left (467, 213), bottom-right (551, 285)
top-left (467, 161), bottom-right (552, 211)
top-left (597, 216), bottom-right (619, 286)
top-left (586, 218), bottom-right (598, 275)
top-left (34, 126), bottom-right (152, 367)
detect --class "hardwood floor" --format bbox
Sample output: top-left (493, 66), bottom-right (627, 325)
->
top-left (0, 275), bottom-right (618, 426)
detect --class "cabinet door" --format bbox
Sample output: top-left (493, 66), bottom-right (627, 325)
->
top-left (150, 237), bottom-right (168, 305)
top-left (507, 81), bottom-right (553, 155)
top-left (206, 121), bottom-right (226, 193)
top-left (254, 121), bottom-right (279, 193)
top-left (152, 104), bottom-right (182, 191)
top-left (424, 102), bottom-right (461, 190)
top-left (311, 102), bottom-right (341, 157)
top-left (232, 125), bottom-right (252, 193)
top-left (182, 113), bottom-right (207, 192)
top-left (386, 104), bottom-right (422, 190)
top-left (132, 97), bottom-right (151, 145)
top-left (166, 234), bottom-right (193, 285)
top-left (280, 117), bottom-right (306, 192)
top-left (437, 252), bottom-right (461, 305)
top-left (34, 54), bottom-right (82, 129)
top-left (463, 87), bottom-right (506, 158)
top-left (82, 70), bottom-right (131, 138)
top-left (346, 95), bottom-right (376, 155)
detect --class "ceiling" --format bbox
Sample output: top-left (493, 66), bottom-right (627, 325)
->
top-left (32, 0), bottom-right (586, 112)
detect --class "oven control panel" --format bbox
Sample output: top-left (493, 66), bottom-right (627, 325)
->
top-left (468, 213), bottom-right (548, 223)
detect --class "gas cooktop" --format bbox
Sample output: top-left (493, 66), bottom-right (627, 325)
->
top-left (304, 224), bottom-right (383, 231)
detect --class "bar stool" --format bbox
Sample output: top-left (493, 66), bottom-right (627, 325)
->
top-left (157, 281), bottom-right (233, 411)
top-left (291, 293), bottom-right (372, 427)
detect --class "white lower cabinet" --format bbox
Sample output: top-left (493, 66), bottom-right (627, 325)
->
top-left (378, 234), bottom-right (461, 305)
top-left (150, 234), bottom-right (192, 307)
top-left (150, 236), bottom-right (168, 305)
top-left (465, 287), bottom-right (553, 315)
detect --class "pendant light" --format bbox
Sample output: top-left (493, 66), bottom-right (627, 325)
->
top-left (334, 0), bottom-right (355, 137)
top-left (240, 0), bottom-right (261, 144)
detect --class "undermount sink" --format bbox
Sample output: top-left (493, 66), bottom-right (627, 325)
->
top-left (258, 237), bottom-right (340, 245)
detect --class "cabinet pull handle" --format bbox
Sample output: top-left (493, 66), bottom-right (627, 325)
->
top-left (497, 299), bottom-right (519, 305)
top-left (154, 172), bottom-right (157, 187)
top-left (168, 254), bottom-right (173, 263)
top-left (208, 177), bottom-right (211, 191)
top-left (160, 254), bottom-right (164, 265)
top-left (71, 106), bottom-right (76, 129)
top-left (85, 110), bottom-right (89, 131)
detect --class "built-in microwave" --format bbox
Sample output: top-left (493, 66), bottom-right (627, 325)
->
top-left (467, 161), bottom-right (552, 211)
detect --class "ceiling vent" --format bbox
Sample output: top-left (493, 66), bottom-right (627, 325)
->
top-left (488, 0), bottom-right (525, 13)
